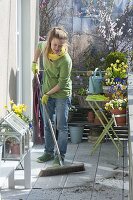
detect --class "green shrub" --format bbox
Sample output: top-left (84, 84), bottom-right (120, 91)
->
top-left (77, 88), bottom-right (87, 96)
top-left (105, 51), bottom-right (127, 67)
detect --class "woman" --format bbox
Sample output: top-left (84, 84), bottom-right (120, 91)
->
top-left (32, 27), bottom-right (72, 165)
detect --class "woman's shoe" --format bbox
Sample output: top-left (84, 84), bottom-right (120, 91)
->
top-left (37, 153), bottom-right (54, 163)
top-left (53, 155), bottom-right (64, 166)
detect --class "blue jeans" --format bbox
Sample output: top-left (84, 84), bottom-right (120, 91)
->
top-left (43, 97), bottom-right (71, 157)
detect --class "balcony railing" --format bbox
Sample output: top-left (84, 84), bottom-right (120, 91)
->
top-left (128, 72), bottom-right (133, 199)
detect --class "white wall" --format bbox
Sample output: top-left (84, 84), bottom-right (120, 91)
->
top-left (0, 0), bottom-right (17, 117)
top-left (0, 0), bottom-right (38, 119)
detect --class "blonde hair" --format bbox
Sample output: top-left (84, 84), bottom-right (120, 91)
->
top-left (44, 27), bottom-right (68, 58)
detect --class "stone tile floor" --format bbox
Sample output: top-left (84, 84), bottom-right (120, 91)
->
top-left (1, 139), bottom-right (129, 200)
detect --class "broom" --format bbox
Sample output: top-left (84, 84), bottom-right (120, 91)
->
top-left (35, 74), bottom-right (85, 176)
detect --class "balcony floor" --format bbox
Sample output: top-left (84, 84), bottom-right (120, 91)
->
top-left (1, 138), bottom-right (129, 200)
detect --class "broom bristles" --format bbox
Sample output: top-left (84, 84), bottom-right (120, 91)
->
top-left (39, 163), bottom-right (85, 177)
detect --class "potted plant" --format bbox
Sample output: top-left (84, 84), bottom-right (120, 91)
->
top-left (4, 100), bottom-right (32, 127)
top-left (105, 51), bottom-right (127, 67)
top-left (103, 51), bottom-right (128, 100)
top-left (103, 59), bottom-right (128, 87)
top-left (76, 87), bottom-right (89, 108)
top-left (2, 100), bottom-right (32, 157)
top-left (104, 98), bottom-right (128, 126)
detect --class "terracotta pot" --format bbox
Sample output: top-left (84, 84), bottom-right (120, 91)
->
top-left (94, 110), bottom-right (106, 125)
top-left (10, 144), bottom-right (20, 155)
top-left (87, 111), bottom-right (95, 123)
top-left (110, 108), bottom-right (127, 126)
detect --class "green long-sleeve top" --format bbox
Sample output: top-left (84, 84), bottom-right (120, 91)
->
top-left (38, 41), bottom-right (72, 98)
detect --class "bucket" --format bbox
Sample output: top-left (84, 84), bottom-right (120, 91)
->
top-left (69, 125), bottom-right (84, 144)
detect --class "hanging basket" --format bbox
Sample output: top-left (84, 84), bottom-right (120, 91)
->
top-left (110, 108), bottom-right (127, 126)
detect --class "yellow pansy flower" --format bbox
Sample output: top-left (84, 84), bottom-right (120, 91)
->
top-left (116, 59), bottom-right (120, 63)
top-left (9, 100), bottom-right (14, 105)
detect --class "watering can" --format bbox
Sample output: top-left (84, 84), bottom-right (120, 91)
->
top-left (88, 68), bottom-right (103, 94)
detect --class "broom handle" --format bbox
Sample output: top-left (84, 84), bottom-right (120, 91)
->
top-left (36, 74), bottom-right (63, 166)
top-left (43, 105), bottom-right (63, 166)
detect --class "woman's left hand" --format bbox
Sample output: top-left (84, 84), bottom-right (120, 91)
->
top-left (42, 94), bottom-right (49, 104)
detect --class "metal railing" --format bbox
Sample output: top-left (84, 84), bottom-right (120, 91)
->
top-left (128, 72), bottom-right (133, 199)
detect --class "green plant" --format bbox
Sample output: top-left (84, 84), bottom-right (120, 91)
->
top-left (4, 100), bottom-right (31, 124)
top-left (77, 88), bottom-right (87, 96)
top-left (104, 59), bottom-right (128, 86)
top-left (105, 51), bottom-right (127, 67)
top-left (104, 98), bottom-right (127, 111)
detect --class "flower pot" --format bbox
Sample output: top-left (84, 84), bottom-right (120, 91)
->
top-left (87, 111), bottom-right (95, 123)
top-left (94, 110), bottom-right (106, 125)
top-left (10, 144), bottom-right (20, 155)
top-left (69, 124), bottom-right (84, 144)
top-left (110, 108), bottom-right (127, 126)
